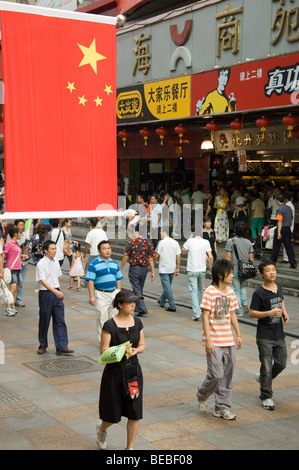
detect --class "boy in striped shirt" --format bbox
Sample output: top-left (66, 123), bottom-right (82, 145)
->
top-left (196, 259), bottom-right (242, 420)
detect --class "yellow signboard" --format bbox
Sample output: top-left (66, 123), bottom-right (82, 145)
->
top-left (144, 76), bottom-right (190, 120)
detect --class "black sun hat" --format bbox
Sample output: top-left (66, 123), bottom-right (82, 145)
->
top-left (113, 289), bottom-right (144, 308)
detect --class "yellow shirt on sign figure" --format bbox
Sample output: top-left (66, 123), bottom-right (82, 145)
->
top-left (196, 68), bottom-right (236, 115)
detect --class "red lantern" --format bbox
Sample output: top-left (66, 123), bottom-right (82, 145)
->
top-left (168, 134), bottom-right (189, 154)
top-left (230, 119), bottom-right (244, 134)
top-left (292, 125), bottom-right (299, 139)
top-left (256, 116), bottom-right (271, 130)
top-left (174, 124), bottom-right (187, 144)
top-left (139, 127), bottom-right (152, 145)
top-left (119, 130), bottom-right (130, 147)
top-left (206, 121), bottom-right (220, 142)
top-left (282, 114), bottom-right (298, 137)
top-left (156, 126), bottom-right (169, 145)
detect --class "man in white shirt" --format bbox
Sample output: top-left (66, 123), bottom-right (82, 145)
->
top-left (191, 184), bottom-right (211, 210)
top-left (150, 194), bottom-right (162, 249)
top-left (83, 218), bottom-right (108, 266)
top-left (36, 240), bottom-right (74, 356)
top-left (155, 227), bottom-right (181, 312)
top-left (182, 234), bottom-right (213, 320)
top-left (49, 219), bottom-right (65, 266)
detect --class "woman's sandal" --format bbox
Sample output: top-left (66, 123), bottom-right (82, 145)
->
top-left (68, 287), bottom-right (73, 290)
top-left (76, 288), bottom-right (80, 291)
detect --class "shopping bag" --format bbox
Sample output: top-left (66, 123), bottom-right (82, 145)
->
top-left (98, 341), bottom-right (130, 364)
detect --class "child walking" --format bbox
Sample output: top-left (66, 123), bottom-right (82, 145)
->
top-left (249, 259), bottom-right (289, 411)
top-left (69, 242), bottom-right (85, 291)
top-left (196, 259), bottom-right (242, 420)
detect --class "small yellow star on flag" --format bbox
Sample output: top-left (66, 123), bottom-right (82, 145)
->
top-left (78, 38), bottom-right (106, 75)
top-left (94, 96), bottom-right (103, 107)
top-left (104, 84), bottom-right (113, 96)
top-left (78, 95), bottom-right (88, 106)
top-left (66, 81), bottom-right (76, 93)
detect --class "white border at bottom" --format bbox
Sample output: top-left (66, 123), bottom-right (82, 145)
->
top-left (0, 210), bottom-right (118, 220)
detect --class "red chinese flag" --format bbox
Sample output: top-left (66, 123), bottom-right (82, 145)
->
top-left (0, 3), bottom-right (117, 218)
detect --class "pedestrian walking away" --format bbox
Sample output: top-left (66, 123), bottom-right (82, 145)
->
top-left (85, 240), bottom-right (123, 343)
top-left (120, 224), bottom-right (154, 317)
top-left (35, 240), bottom-right (74, 356)
top-left (182, 229), bottom-right (213, 320)
top-left (270, 194), bottom-right (297, 269)
top-left (196, 259), bottom-right (242, 420)
top-left (154, 226), bottom-right (181, 312)
top-left (96, 289), bottom-right (145, 450)
top-left (225, 221), bottom-right (254, 317)
top-left (249, 259), bottom-right (289, 411)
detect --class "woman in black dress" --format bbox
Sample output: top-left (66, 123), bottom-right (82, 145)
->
top-left (96, 290), bottom-right (145, 450)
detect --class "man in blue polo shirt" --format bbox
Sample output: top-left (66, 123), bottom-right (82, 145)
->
top-left (86, 240), bottom-right (123, 343)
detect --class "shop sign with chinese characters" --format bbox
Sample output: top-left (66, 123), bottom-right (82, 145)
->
top-left (191, 52), bottom-right (299, 116)
top-left (117, 0), bottom-right (299, 88)
top-left (214, 126), bottom-right (299, 153)
top-left (117, 76), bottom-right (190, 123)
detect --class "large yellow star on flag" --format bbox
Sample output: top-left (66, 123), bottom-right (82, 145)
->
top-left (78, 38), bottom-right (106, 74)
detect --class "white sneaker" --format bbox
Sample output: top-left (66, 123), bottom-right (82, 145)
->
top-left (196, 398), bottom-right (207, 413)
top-left (213, 409), bottom-right (236, 420)
top-left (262, 398), bottom-right (275, 410)
top-left (96, 422), bottom-right (107, 449)
top-left (4, 308), bottom-right (15, 317)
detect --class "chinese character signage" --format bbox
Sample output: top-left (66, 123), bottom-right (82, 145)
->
top-left (117, 76), bottom-right (190, 123)
top-left (214, 126), bottom-right (299, 153)
top-left (191, 52), bottom-right (299, 116)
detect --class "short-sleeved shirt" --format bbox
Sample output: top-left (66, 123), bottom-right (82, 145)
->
top-left (225, 237), bottom-right (253, 272)
top-left (250, 283), bottom-right (285, 340)
top-left (3, 240), bottom-right (22, 270)
top-left (276, 204), bottom-right (293, 228)
top-left (251, 198), bottom-right (265, 218)
top-left (156, 237), bottom-right (181, 273)
top-left (85, 228), bottom-right (108, 256)
top-left (85, 256), bottom-right (123, 290)
top-left (183, 237), bottom-right (211, 272)
top-left (200, 284), bottom-right (239, 347)
top-left (124, 237), bottom-right (154, 267)
top-left (150, 203), bottom-right (162, 228)
top-left (36, 255), bottom-right (62, 290)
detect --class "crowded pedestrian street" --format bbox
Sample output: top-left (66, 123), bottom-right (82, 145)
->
top-left (1, 244), bottom-right (299, 451)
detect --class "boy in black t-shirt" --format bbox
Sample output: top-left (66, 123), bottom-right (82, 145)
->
top-left (249, 259), bottom-right (289, 411)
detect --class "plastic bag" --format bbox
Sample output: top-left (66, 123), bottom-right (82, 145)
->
top-left (0, 279), bottom-right (14, 306)
top-left (98, 341), bottom-right (131, 364)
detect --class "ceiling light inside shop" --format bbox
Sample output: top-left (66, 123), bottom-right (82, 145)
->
top-left (201, 139), bottom-right (214, 150)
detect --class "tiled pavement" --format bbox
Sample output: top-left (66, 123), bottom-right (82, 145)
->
top-left (0, 262), bottom-right (299, 451)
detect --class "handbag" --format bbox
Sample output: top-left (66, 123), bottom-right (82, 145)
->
top-left (232, 240), bottom-right (257, 280)
top-left (3, 267), bottom-right (11, 285)
top-left (122, 376), bottom-right (140, 399)
top-left (0, 279), bottom-right (14, 305)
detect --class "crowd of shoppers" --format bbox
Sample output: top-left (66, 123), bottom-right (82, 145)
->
top-left (0, 177), bottom-right (295, 449)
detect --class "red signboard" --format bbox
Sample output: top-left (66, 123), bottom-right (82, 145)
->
top-left (191, 52), bottom-right (299, 116)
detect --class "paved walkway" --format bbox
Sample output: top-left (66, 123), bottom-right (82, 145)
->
top-left (0, 259), bottom-right (299, 451)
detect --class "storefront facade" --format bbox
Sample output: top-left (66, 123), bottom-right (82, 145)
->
top-left (114, 0), bottom-right (299, 197)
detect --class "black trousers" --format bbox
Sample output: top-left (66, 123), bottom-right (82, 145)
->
top-left (271, 226), bottom-right (296, 267)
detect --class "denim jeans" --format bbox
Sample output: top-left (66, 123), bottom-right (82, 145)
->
top-left (187, 271), bottom-right (206, 318)
top-left (257, 337), bottom-right (287, 400)
top-left (159, 273), bottom-right (175, 309)
top-left (16, 263), bottom-right (28, 303)
top-left (232, 270), bottom-right (248, 316)
top-left (128, 265), bottom-right (148, 313)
